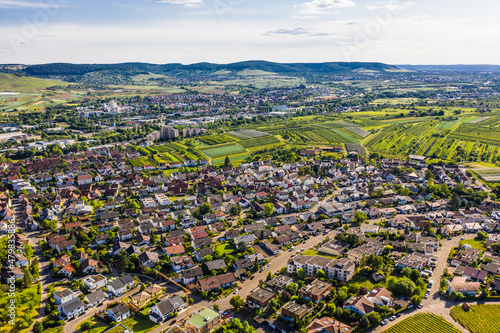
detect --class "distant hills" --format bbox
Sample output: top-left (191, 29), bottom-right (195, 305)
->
top-left (0, 61), bottom-right (398, 82)
top-left (398, 64), bottom-right (500, 72)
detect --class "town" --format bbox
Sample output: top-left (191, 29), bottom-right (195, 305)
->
top-left (2, 134), bottom-right (500, 333)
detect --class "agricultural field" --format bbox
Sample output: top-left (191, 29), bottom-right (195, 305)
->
top-left (450, 304), bottom-right (500, 333)
top-left (212, 152), bottom-right (251, 166)
top-left (345, 126), bottom-right (370, 138)
top-left (200, 143), bottom-right (246, 158)
top-left (383, 313), bottom-right (460, 333)
top-left (345, 143), bottom-right (366, 157)
top-left (197, 134), bottom-right (238, 145)
top-left (472, 168), bottom-right (500, 182)
top-left (239, 135), bottom-right (281, 149)
top-left (364, 119), bottom-right (500, 162)
top-left (228, 129), bottom-right (270, 139)
top-left (128, 156), bottom-right (159, 167)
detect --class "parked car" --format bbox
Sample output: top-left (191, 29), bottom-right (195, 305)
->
top-left (381, 319), bottom-right (388, 325)
top-left (390, 315), bottom-right (396, 321)
top-left (418, 304), bottom-right (423, 309)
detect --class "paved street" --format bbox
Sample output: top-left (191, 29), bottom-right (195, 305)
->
top-left (370, 233), bottom-right (491, 333)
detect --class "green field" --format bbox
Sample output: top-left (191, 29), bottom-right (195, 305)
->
top-left (383, 313), bottom-right (460, 333)
top-left (460, 238), bottom-right (486, 250)
top-left (200, 143), bottom-right (246, 158)
top-left (197, 134), bottom-right (238, 145)
top-left (215, 243), bottom-right (237, 255)
top-left (450, 304), bottom-right (500, 333)
top-left (0, 285), bottom-right (42, 333)
top-left (0, 73), bottom-right (72, 91)
top-left (239, 136), bottom-right (280, 148)
top-left (212, 153), bottom-right (251, 165)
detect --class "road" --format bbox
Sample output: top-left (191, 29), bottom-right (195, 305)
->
top-left (370, 233), bottom-right (492, 333)
top-left (149, 231), bottom-right (334, 333)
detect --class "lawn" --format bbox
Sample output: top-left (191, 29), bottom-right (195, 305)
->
top-left (383, 313), bottom-right (460, 333)
top-left (212, 153), bottom-right (251, 166)
top-left (450, 304), bottom-right (500, 333)
top-left (302, 249), bottom-right (338, 259)
top-left (200, 143), bottom-right (246, 158)
top-left (460, 238), bottom-right (486, 250)
top-left (215, 243), bottom-right (237, 255)
top-left (77, 314), bottom-right (159, 333)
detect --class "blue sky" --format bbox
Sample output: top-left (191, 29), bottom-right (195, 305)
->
top-left (0, 0), bottom-right (499, 65)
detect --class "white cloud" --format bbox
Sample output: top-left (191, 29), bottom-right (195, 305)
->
top-left (157, 0), bottom-right (203, 7)
top-left (366, 1), bottom-right (413, 12)
top-left (0, 0), bottom-right (60, 8)
top-left (298, 0), bottom-right (356, 16)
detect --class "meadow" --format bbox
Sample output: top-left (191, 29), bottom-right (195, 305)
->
top-left (200, 143), bottom-right (246, 158)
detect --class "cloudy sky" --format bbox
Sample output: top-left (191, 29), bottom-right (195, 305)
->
top-left (0, 0), bottom-right (499, 65)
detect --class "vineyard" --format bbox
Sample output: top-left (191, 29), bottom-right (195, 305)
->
top-left (272, 126), bottom-right (359, 145)
top-left (473, 168), bottom-right (500, 182)
top-left (197, 134), bottom-right (237, 145)
top-left (128, 156), bottom-right (160, 167)
top-left (345, 143), bottom-right (366, 157)
top-left (450, 304), bottom-right (500, 333)
top-left (212, 152), bottom-right (251, 165)
top-left (345, 126), bottom-right (370, 138)
top-left (383, 313), bottom-right (460, 333)
top-left (228, 129), bottom-right (270, 139)
top-left (239, 136), bottom-right (281, 149)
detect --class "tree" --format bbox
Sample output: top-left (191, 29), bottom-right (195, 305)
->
top-left (296, 268), bottom-right (307, 280)
top-left (264, 203), bottom-right (274, 217)
top-left (230, 295), bottom-right (245, 311)
top-left (316, 269), bottom-right (326, 279)
top-left (230, 205), bottom-right (242, 216)
top-left (266, 271), bottom-right (273, 281)
top-left (450, 194), bottom-right (461, 211)
top-left (392, 277), bottom-right (417, 297)
top-left (425, 169), bottom-right (434, 180)
top-left (286, 282), bottom-right (299, 295)
top-left (360, 316), bottom-right (370, 328)
top-left (224, 156), bottom-right (230, 167)
top-left (411, 294), bottom-right (422, 306)
top-left (337, 286), bottom-right (349, 302)
top-left (367, 311), bottom-right (381, 325)
top-left (33, 321), bottom-right (43, 333)
top-left (213, 303), bottom-right (220, 311)
top-left (200, 203), bottom-right (212, 215)
top-left (253, 257), bottom-right (260, 271)
top-left (354, 211), bottom-right (367, 224)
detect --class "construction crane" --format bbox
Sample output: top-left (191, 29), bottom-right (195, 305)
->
top-left (155, 270), bottom-right (190, 325)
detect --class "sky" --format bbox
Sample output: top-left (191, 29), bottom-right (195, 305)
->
top-left (0, 0), bottom-right (499, 65)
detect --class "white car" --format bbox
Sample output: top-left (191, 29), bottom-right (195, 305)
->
top-left (381, 319), bottom-right (388, 325)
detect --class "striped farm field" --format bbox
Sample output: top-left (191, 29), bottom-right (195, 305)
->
top-left (239, 135), bottom-right (280, 148)
top-left (200, 143), bottom-right (246, 157)
top-left (450, 304), bottom-right (500, 333)
top-left (383, 313), bottom-right (460, 333)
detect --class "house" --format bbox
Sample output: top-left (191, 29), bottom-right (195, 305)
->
top-left (306, 317), bottom-right (353, 333)
top-left (301, 279), bottom-right (332, 303)
top-left (81, 259), bottom-right (99, 274)
top-left (149, 298), bottom-right (174, 323)
top-left (182, 266), bottom-right (204, 285)
top-left (448, 276), bottom-right (481, 296)
top-left (138, 251), bottom-right (160, 268)
top-left (59, 297), bottom-right (86, 321)
top-left (54, 288), bottom-right (75, 305)
top-left (107, 303), bottom-right (130, 322)
top-left (246, 287), bottom-right (277, 310)
top-left (343, 295), bottom-right (375, 316)
top-left (185, 308), bottom-right (221, 333)
top-left (85, 289), bottom-right (108, 307)
top-left (266, 275), bottom-right (293, 293)
top-left (366, 287), bottom-right (393, 307)
top-left (83, 274), bottom-right (107, 291)
top-left (281, 301), bottom-right (313, 322)
top-left (106, 275), bottom-right (135, 296)
top-left (58, 262), bottom-right (75, 277)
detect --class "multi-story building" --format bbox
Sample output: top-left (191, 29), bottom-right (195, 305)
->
top-left (162, 126), bottom-right (179, 140)
top-left (287, 255), bottom-right (355, 282)
top-left (185, 308), bottom-right (221, 333)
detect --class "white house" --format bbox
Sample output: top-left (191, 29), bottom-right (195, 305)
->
top-left (107, 303), bottom-right (130, 322)
top-left (82, 274), bottom-right (107, 291)
top-left (59, 298), bottom-right (86, 321)
top-left (54, 289), bottom-right (75, 305)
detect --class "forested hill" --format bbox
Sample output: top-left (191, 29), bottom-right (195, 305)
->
top-left (3, 61), bottom-right (398, 78)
